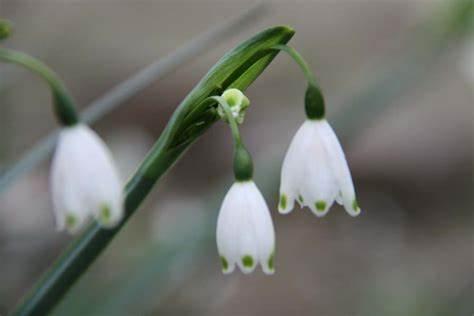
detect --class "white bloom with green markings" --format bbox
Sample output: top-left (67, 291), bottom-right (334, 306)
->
top-left (279, 119), bottom-right (361, 217)
top-left (216, 181), bottom-right (275, 275)
top-left (51, 124), bottom-right (123, 234)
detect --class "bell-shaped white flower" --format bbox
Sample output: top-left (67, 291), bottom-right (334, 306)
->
top-left (216, 181), bottom-right (275, 275)
top-left (279, 119), bottom-right (361, 217)
top-left (50, 124), bottom-right (123, 234)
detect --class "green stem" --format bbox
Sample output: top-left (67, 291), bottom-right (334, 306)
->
top-left (209, 96), bottom-right (242, 145)
top-left (208, 96), bottom-right (253, 181)
top-left (271, 44), bottom-right (317, 86)
top-left (271, 44), bottom-right (325, 119)
top-left (0, 48), bottom-right (78, 125)
top-left (11, 25), bottom-right (294, 315)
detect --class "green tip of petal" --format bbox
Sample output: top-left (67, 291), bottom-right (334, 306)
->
top-left (242, 255), bottom-right (254, 268)
top-left (0, 20), bottom-right (12, 40)
top-left (352, 199), bottom-right (361, 214)
top-left (220, 256), bottom-right (229, 271)
top-left (352, 199), bottom-right (360, 211)
top-left (65, 214), bottom-right (77, 230)
top-left (268, 252), bottom-right (275, 271)
top-left (279, 194), bottom-right (287, 210)
top-left (298, 194), bottom-right (304, 203)
top-left (98, 204), bottom-right (112, 224)
top-left (315, 200), bottom-right (326, 212)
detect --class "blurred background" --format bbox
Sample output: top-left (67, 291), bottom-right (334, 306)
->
top-left (0, 0), bottom-right (472, 315)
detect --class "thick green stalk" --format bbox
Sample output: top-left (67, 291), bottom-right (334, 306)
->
top-left (12, 25), bottom-right (294, 316)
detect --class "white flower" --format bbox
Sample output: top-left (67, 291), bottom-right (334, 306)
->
top-left (216, 181), bottom-right (275, 275)
top-left (279, 119), bottom-right (361, 217)
top-left (50, 124), bottom-right (123, 234)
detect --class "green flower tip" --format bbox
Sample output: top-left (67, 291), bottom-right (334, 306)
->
top-left (305, 84), bottom-right (325, 120)
top-left (98, 204), bottom-right (112, 225)
top-left (242, 255), bottom-right (254, 268)
top-left (298, 194), bottom-right (304, 203)
top-left (352, 199), bottom-right (360, 213)
top-left (0, 19), bottom-right (12, 40)
top-left (279, 194), bottom-right (287, 210)
top-left (65, 214), bottom-right (77, 230)
top-left (315, 200), bottom-right (326, 212)
top-left (268, 252), bottom-right (275, 271)
top-left (220, 256), bottom-right (229, 271)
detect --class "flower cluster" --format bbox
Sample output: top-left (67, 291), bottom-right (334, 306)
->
top-left (215, 83), bottom-right (361, 275)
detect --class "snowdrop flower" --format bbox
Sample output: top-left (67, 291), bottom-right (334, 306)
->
top-left (216, 180), bottom-right (275, 275)
top-left (214, 90), bottom-right (274, 275)
top-left (51, 124), bottom-right (123, 234)
top-left (279, 85), bottom-right (361, 217)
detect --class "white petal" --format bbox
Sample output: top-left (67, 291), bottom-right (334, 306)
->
top-left (317, 120), bottom-right (361, 216)
top-left (216, 181), bottom-right (275, 274)
top-left (335, 191), bottom-right (343, 205)
top-left (279, 121), bottom-right (313, 214)
top-left (216, 183), bottom-right (242, 273)
top-left (243, 182), bottom-right (275, 274)
top-left (299, 121), bottom-right (338, 216)
top-left (50, 124), bottom-right (123, 234)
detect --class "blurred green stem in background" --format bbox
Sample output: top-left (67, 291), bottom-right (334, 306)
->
top-left (12, 25), bottom-right (294, 316)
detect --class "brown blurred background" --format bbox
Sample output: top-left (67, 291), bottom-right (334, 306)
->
top-left (0, 0), bottom-right (473, 315)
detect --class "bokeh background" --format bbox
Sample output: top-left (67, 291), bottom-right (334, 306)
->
top-left (0, 0), bottom-right (473, 315)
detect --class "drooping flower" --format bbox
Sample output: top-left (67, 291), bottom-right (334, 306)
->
top-left (279, 119), bottom-right (361, 217)
top-left (216, 181), bottom-right (275, 275)
top-left (50, 124), bottom-right (123, 234)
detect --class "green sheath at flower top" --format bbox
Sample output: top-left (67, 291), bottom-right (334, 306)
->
top-left (12, 26), bottom-right (294, 316)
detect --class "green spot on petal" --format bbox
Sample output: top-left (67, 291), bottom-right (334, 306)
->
top-left (298, 194), bottom-right (304, 203)
top-left (65, 214), bottom-right (77, 230)
top-left (315, 200), bottom-right (326, 212)
top-left (99, 204), bottom-right (111, 224)
top-left (279, 194), bottom-right (287, 209)
top-left (352, 199), bottom-right (360, 211)
top-left (242, 255), bottom-right (254, 268)
top-left (220, 256), bottom-right (229, 271)
top-left (268, 252), bottom-right (275, 271)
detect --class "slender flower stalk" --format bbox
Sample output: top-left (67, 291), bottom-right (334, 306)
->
top-left (272, 45), bottom-right (361, 217)
top-left (212, 92), bottom-right (275, 274)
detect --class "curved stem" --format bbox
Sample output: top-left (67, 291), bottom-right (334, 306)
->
top-left (209, 96), bottom-right (242, 145)
top-left (271, 44), bottom-right (325, 119)
top-left (0, 48), bottom-right (78, 125)
top-left (271, 44), bottom-right (317, 86)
